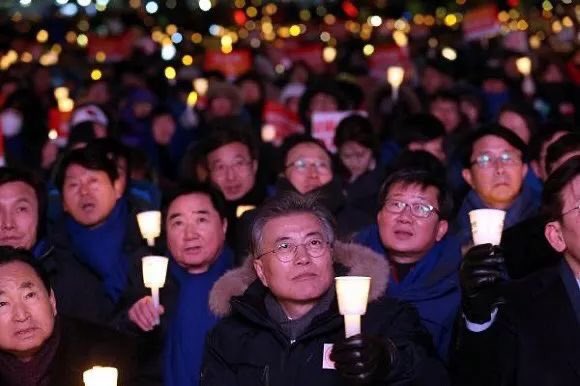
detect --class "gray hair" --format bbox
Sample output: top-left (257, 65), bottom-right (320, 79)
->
top-left (249, 192), bottom-right (336, 258)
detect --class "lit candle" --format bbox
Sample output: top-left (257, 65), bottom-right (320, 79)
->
top-left (335, 276), bottom-right (371, 337)
top-left (387, 66), bottom-right (405, 101)
top-left (193, 78), bottom-right (209, 97)
top-left (136, 211), bottom-right (161, 246)
top-left (83, 366), bottom-right (118, 386)
top-left (142, 255), bottom-right (169, 311)
top-left (515, 56), bottom-right (535, 96)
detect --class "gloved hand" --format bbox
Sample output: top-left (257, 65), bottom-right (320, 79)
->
top-left (330, 334), bottom-right (394, 385)
top-left (460, 243), bottom-right (507, 324)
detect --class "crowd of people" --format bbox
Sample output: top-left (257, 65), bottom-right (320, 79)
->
top-left (0, 3), bottom-right (578, 386)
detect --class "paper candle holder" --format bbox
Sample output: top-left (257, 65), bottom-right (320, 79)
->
top-left (335, 276), bottom-right (371, 337)
top-left (469, 209), bottom-right (506, 246)
top-left (83, 366), bottom-right (118, 386)
top-left (137, 211), bottom-right (161, 246)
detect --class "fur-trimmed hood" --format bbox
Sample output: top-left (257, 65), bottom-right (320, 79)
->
top-left (208, 241), bottom-right (390, 317)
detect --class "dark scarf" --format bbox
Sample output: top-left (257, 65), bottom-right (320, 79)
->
top-left (65, 197), bottom-right (130, 303)
top-left (265, 287), bottom-right (335, 342)
top-left (0, 320), bottom-right (60, 386)
top-left (164, 247), bottom-right (234, 386)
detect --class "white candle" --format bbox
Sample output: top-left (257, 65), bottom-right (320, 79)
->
top-left (142, 255), bottom-right (169, 325)
top-left (83, 366), bottom-right (118, 386)
top-left (387, 66), bottom-right (405, 101)
top-left (515, 56), bottom-right (531, 77)
top-left (335, 276), bottom-right (371, 338)
top-left (137, 211), bottom-right (161, 246)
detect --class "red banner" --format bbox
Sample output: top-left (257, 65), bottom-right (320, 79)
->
top-left (262, 101), bottom-right (304, 146)
top-left (463, 5), bottom-right (500, 41)
top-left (368, 45), bottom-right (410, 80)
top-left (311, 111), bottom-right (366, 153)
top-left (204, 49), bottom-right (253, 79)
top-left (87, 30), bottom-right (137, 62)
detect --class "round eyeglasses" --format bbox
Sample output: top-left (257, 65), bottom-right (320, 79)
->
top-left (285, 159), bottom-right (332, 174)
top-left (470, 152), bottom-right (521, 168)
top-left (382, 199), bottom-right (440, 219)
top-left (256, 238), bottom-right (330, 262)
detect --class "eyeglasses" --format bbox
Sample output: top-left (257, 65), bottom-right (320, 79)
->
top-left (470, 152), bottom-right (521, 168)
top-left (256, 238), bottom-right (330, 262)
top-left (382, 199), bottom-right (440, 219)
top-left (209, 159), bottom-right (253, 178)
top-left (285, 159), bottom-right (332, 174)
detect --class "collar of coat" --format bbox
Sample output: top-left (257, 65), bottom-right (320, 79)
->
top-left (208, 241), bottom-right (390, 317)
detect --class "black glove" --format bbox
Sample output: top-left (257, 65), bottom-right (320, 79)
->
top-left (460, 243), bottom-right (507, 323)
top-left (330, 334), bottom-right (394, 385)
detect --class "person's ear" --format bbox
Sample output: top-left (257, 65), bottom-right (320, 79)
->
top-left (545, 221), bottom-right (566, 253)
top-left (113, 178), bottom-right (124, 199)
top-left (435, 220), bottom-right (449, 242)
top-left (462, 168), bottom-right (475, 188)
top-left (253, 258), bottom-right (269, 288)
top-left (530, 160), bottom-right (543, 180)
top-left (222, 218), bottom-right (228, 235)
top-left (49, 289), bottom-right (57, 316)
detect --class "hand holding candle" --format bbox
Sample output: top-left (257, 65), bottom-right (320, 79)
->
top-left (83, 366), bottom-right (118, 386)
top-left (137, 211), bottom-right (161, 246)
top-left (142, 255), bottom-right (169, 309)
top-left (335, 276), bottom-right (371, 338)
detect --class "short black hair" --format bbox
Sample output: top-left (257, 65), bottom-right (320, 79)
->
top-left (378, 163), bottom-right (453, 220)
top-left (54, 145), bottom-right (119, 192)
top-left (0, 246), bottom-right (52, 292)
top-left (334, 114), bottom-right (378, 155)
top-left (280, 134), bottom-right (331, 172)
top-left (429, 90), bottom-right (460, 106)
top-left (201, 123), bottom-right (259, 163)
top-left (164, 182), bottom-right (228, 222)
top-left (499, 102), bottom-right (539, 141)
top-left (545, 132), bottom-right (580, 176)
top-left (528, 121), bottom-right (573, 162)
top-left (395, 113), bottom-right (445, 146)
top-left (0, 167), bottom-right (46, 238)
top-left (461, 124), bottom-right (528, 168)
top-left (542, 155), bottom-right (580, 222)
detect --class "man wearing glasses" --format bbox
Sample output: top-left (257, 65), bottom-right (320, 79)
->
top-left (202, 193), bottom-right (448, 386)
top-left (355, 168), bottom-right (461, 360)
top-left (455, 124), bottom-right (539, 245)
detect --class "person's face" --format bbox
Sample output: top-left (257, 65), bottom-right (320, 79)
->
top-left (430, 99), bottom-right (461, 133)
top-left (408, 137), bottom-right (446, 162)
top-left (421, 67), bottom-right (451, 95)
top-left (284, 143), bottom-right (333, 194)
top-left (253, 213), bottom-right (334, 310)
top-left (132, 101), bottom-right (153, 119)
top-left (499, 111), bottom-right (530, 144)
top-left (166, 193), bottom-right (227, 274)
top-left (462, 135), bottom-right (527, 209)
top-left (339, 141), bottom-right (374, 180)
top-left (239, 80), bottom-right (261, 105)
top-left (87, 81), bottom-right (111, 105)
top-left (209, 97), bottom-right (233, 118)
top-left (309, 93), bottom-right (338, 115)
top-left (0, 182), bottom-right (39, 250)
top-left (62, 164), bottom-right (123, 227)
top-left (377, 183), bottom-right (448, 263)
top-left (545, 175), bottom-right (580, 275)
top-left (152, 114), bottom-right (176, 145)
top-left (0, 261), bottom-right (56, 362)
top-left (207, 142), bottom-right (257, 201)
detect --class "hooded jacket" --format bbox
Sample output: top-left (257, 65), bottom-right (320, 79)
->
top-left (201, 242), bottom-right (449, 386)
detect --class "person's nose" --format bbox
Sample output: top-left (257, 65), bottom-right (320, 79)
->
top-left (493, 159), bottom-right (506, 175)
top-left (293, 243), bottom-right (312, 265)
top-left (306, 164), bottom-right (320, 179)
top-left (12, 301), bottom-right (30, 323)
top-left (183, 222), bottom-right (200, 240)
top-left (79, 180), bottom-right (90, 195)
top-left (0, 212), bottom-right (15, 231)
top-left (396, 206), bottom-right (413, 223)
top-left (224, 165), bottom-right (236, 181)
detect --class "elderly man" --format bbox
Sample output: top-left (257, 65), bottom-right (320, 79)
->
top-left (0, 246), bottom-right (136, 386)
top-left (125, 184), bottom-right (233, 386)
top-left (452, 156), bottom-right (580, 386)
top-left (46, 146), bottom-right (149, 326)
top-left (201, 193), bottom-right (448, 386)
top-left (455, 124), bottom-right (539, 245)
top-left (355, 167), bottom-right (461, 360)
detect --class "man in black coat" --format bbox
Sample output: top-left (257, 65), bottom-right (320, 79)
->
top-left (0, 246), bottom-right (137, 386)
top-left (201, 193), bottom-right (449, 386)
top-left (451, 156), bottom-right (580, 386)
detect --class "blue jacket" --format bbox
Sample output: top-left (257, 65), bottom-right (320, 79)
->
top-left (454, 183), bottom-right (540, 245)
top-left (355, 225), bottom-right (462, 360)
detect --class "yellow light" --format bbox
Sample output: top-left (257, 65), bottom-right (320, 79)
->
top-left (36, 29), bottom-right (49, 43)
top-left (39, 52), bottom-right (58, 66)
top-left (441, 47), bottom-right (457, 61)
top-left (96, 3), bottom-right (106, 11)
top-left (394, 19), bottom-right (407, 31)
top-left (129, 0), bottom-right (141, 8)
top-left (65, 31), bottom-right (77, 44)
top-left (77, 34), bottom-right (88, 47)
top-left (246, 6), bottom-right (258, 17)
top-left (264, 3), bottom-right (277, 15)
top-left (515, 56), bottom-right (532, 76)
top-left (517, 20), bottom-right (528, 30)
top-left (166, 24), bottom-right (177, 35)
top-left (51, 44), bottom-right (62, 53)
top-left (187, 91), bottom-right (198, 107)
top-left (91, 69), bottom-right (102, 81)
top-left (182, 54), bottom-right (193, 66)
top-left (191, 33), bottom-right (203, 44)
top-left (229, 32), bottom-right (239, 43)
top-left (48, 129), bottom-right (58, 140)
top-left (239, 29), bottom-right (249, 39)
top-left (508, 9), bottom-right (519, 19)
top-left (542, 0), bottom-right (553, 11)
top-left (322, 46), bottom-right (337, 63)
top-left (424, 15), bottom-right (435, 26)
top-left (193, 78), bottom-right (209, 96)
top-left (164, 66), bottom-right (176, 80)
top-left (363, 44), bottom-right (375, 56)
top-left (54, 87), bottom-right (69, 100)
top-left (262, 22), bottom-right (273, 34)
top-left (562, 16), bottom-right (573, 28)
top-left (289, 25), bottom-right (301, 37)
top-left (324, 14), bottom-right (336, 25)
top-left (161, 36), bottom-right (172, 46)
top-left (221, 35), bottom-right (233, 46)
top-left (221, 45), bottom-right (233, 54)
top-left (300, 9), bottom-right (311, 21)
top-left (444, 14), bottom-right (457, 27)
top-left (278, 27), bottom-right (289, 38)
top-left (509, 20), bottom-right (518, 30)
top-left (320, 31), bottom-right (331, 42)
top-left (529, 35), bottom-right (541, 49)
top-left (234, 0), bottom-right (245, 8)
top-left (552, 20), bottom-right (562, 33)
top-left (20, 52), bottom-right (32, 63)
top-left (413, 14), bottom-right (424, 25)
top-left (393, 30), bottom-right (408, 47)
top-left (58, 98), bottom-right (74, 113)
top-left (95, 51), bottom-right (106, 63)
